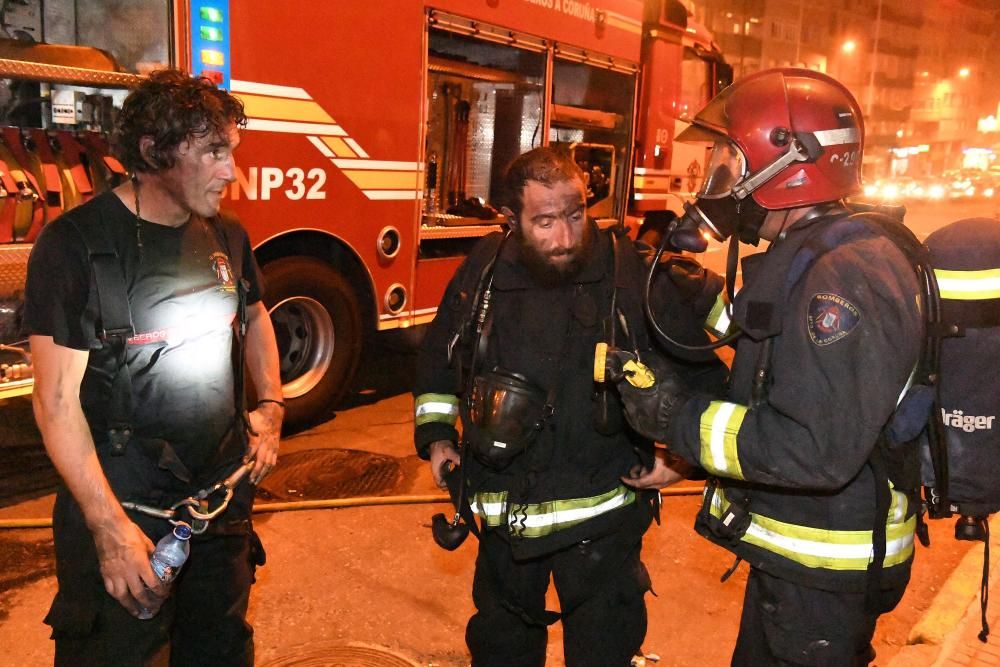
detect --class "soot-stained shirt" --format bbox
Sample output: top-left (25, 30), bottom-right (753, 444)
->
top-left (22, 191), bottom-right (264, 477)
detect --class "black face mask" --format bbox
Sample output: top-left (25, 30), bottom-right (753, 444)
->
top-left (667, 195), bottom-right (768, 253)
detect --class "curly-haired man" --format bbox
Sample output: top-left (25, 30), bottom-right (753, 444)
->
top-left (22, 69), bottom-right (282, 665)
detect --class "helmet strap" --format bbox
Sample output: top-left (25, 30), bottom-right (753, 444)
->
top-left (732, 136), bottom-right (816, 200)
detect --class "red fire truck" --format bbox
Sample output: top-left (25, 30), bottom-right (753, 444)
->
top-left (0, 0), bottom-right (729, 430)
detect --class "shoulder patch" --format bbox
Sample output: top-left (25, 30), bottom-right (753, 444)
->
top-left (807, 292), bottom-right (861, 346)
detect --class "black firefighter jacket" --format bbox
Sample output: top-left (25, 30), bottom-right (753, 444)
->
top-left (414, 225), bottom-right (726, 558)
top-left (667, 213), bottom-right (924, 593)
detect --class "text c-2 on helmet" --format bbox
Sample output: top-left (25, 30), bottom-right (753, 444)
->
top-left (668, 68), bottom-right (864, 252)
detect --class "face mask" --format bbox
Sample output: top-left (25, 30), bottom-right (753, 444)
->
top-left (668, 195), bottom-right (768, 252)
top-left (665, 134), bottom-right (817, 252)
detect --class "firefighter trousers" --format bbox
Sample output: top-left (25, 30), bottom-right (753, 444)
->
top-left (45, 482), bottom-right (265, 667)
top-left (466, 522), bottom-right (650, 667)
top-left (731, 567), bottom-right (906, 667)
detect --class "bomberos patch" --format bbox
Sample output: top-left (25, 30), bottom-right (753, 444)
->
top-left (807, 292), bottom-right (860, 346)
top-left (210, 252), bottom-right (237, 292)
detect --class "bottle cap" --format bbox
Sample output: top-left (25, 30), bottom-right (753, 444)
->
top-left (173, 523), bottom-right (193, 540)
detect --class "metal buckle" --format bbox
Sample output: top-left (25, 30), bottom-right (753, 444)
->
top-left (107, 426), bottom-right (132, 456)
top-left (122, 460), bottom-right (254, 535)
top-left (99, 326), bottom-right (134, 344)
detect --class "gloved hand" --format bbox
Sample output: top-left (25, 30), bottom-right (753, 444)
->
top-left (657, 253), bottom-right (724, 322)
top-left (611, 350), bottom-right (691, 443)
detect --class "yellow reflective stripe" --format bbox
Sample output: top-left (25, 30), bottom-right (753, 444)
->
top-left (236, 92), bottom-right (335, 123)
top-left (470, 491), bottom-right (508, 528)
top-left (414, 393), bottom-right (459, 426)
top-left (935, 268), bottom-right (1000, 300)
top-left (707, 487), bottom-right (915, 570)
top-left (342, 169), bottom-right (422, 190)
top-left (516, 487), bottom-right (636, 537)
top-left (704, 292), bottom-right (733, 337)
top-left (888, 485), bottom-right (908, 524)
top-left (700, 401), bottom-right (746, 479)
top-left (470, 486), bottom-right (636, 537)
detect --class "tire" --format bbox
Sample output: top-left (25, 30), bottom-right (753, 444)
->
top-left (261, 257), bottom-right (363, 431)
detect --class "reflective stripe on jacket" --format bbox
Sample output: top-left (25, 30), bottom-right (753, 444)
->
top-left (699, 400), bottom-right (747, 479)
top-left (414, 393), bottom-right (460, 426)
top-left (704, 290), bottom-right (736, 338)
top-left (470, 484), bottom-right (635, 538)
top-left (934, 267), bottom-right (1000, 300)
top-left (705, 484), bottom-right (915, 571)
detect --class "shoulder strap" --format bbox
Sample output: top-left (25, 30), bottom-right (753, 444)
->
top-left (67, 214), bottom-right (134, 342)
top-left (67, 212), bottom-right (135, 454)
top-left (207, 216), bottom-right (251, 420)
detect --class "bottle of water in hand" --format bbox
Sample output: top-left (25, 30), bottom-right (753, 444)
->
top-left (137, 523), bottom-right (192, 620)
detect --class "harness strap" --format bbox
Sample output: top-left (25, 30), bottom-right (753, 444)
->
top-left (980, 520), bottom-right (991, 642)
top-left (67, 214), bottom-right (136, 454)
top-left (206, 217), bottom-right (252, 424)
top-left (453, 232), bottom-right (507, 532)
top-left (865, 444), bottom-right (891, 613)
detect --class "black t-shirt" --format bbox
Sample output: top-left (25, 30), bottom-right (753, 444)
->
top-left (21, 191), bottom-right (264, 477)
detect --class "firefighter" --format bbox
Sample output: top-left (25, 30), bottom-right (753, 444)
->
top-left (615, 69), bottom-right (925, 666)
top-left (413, 146), bottom-right (726, 666)
top-left (22, 70), bottom-right (282, 665)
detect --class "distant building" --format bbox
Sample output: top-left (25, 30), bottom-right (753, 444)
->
top-left (682, 0), bottom-right (1000, 178)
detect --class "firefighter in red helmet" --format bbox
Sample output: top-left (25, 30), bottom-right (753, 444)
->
top-left (616, 68), bottom-right (925, 665)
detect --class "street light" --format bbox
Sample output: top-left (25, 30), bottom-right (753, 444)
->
top-left (842, 40), bottom-right (856, 54)
top-left (959, 67), bottom-right (971, 78)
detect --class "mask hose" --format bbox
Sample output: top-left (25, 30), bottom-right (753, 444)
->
top-left (643, 219), bottom-right (742, 353)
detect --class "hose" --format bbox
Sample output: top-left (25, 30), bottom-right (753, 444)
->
top-left (0, 486), bottom-right (706, 530)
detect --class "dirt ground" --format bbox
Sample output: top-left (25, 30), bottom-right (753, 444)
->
top-left (0, 336), bottom-right (977, 665)
top-left (0, 492), bottom-right (973, 667)
top-left (0, 388), bottom-right (974, 666)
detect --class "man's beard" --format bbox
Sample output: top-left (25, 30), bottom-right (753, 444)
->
top-left (515, 223), bottom-right (595, 287)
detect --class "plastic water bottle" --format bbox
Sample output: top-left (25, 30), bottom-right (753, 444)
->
top-left (137, 523), bottom-right (192, 620)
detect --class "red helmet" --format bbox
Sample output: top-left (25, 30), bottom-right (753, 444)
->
top-left (678, 68), bottom-right (864, 209)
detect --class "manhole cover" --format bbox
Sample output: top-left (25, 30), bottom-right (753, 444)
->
top-left (259, 642), bottom-right (418, 666)
top-left (256, 449), bottom-right (402, 501)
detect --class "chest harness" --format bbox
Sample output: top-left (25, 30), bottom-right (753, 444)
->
top-left (68, 187), bottom-right (253, 534)
top-left (432, 227), bottom-right (643, 548)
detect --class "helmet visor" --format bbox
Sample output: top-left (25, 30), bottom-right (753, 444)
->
top-left (698, 139), bottom-right (747, 199)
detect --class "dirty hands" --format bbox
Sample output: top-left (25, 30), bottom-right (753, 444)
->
top-left (248, 401), bottom-right (283, 485)
top-left (622, 448), bottom-right (693, 490)
top-left (92, 516), bottom-right (167, 616)
top-left (428, 440), bottom-right (461, 490)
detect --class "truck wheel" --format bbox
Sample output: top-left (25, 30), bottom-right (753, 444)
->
top-left (261, 257), bottom-right (362, 431)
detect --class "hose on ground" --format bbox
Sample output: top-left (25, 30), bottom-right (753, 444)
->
top-left (0, 486), bottom-right (706, 530)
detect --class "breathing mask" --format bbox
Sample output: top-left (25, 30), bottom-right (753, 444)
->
top-left (667, 135), bottom-right (820, 253)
